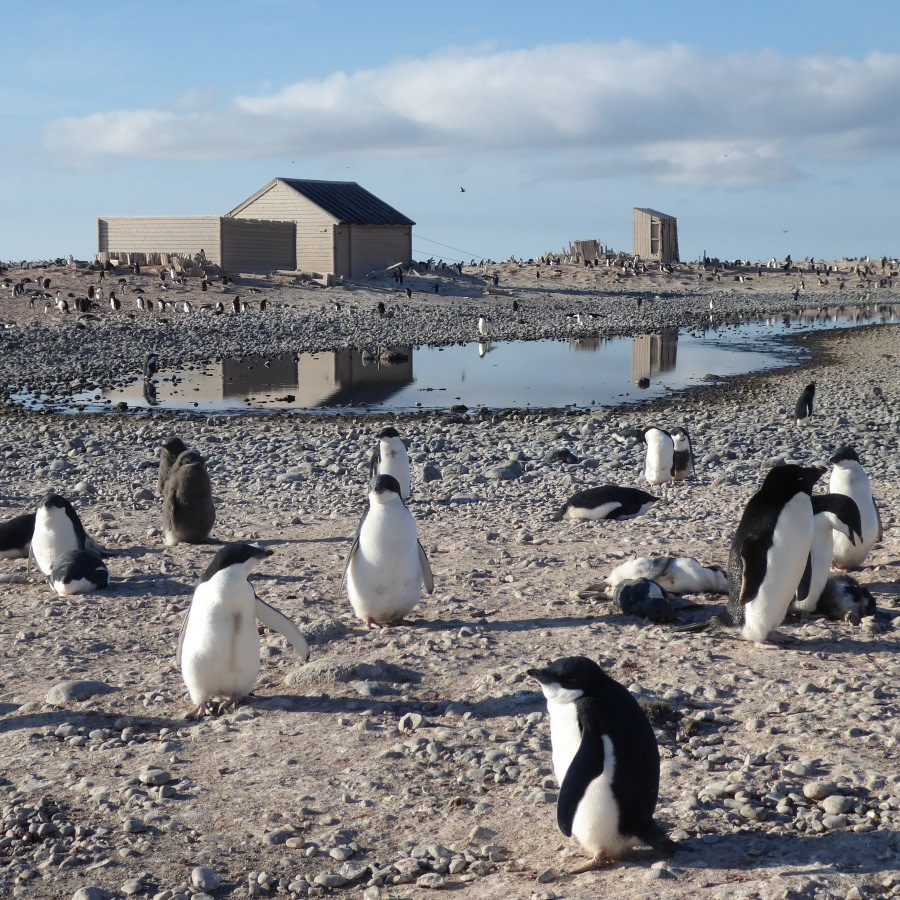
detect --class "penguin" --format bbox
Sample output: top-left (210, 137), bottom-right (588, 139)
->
top-left (790, 493), bottom-right (862, 615)
top-left (817, 574), bottom-right (876, 624)
top-left (0, 512), bottom-right (36, 561)
top-left (607, 556), bottom-right (727, 594)
top-left (720, 464), bottom-right (825, 647)
top-left (642, 427), bottom-right (674, 487)
top-left (794, 382), bottom-right (816, 424)
top-left (477, 315), bottom-right (491, 337)
top-left (162, 449), bottom-right (216, 546)
top-left (341, 475), bottom-right (433, 628)
top-left (613, 579), bottom-right (678, 623)
top-left (553, 485), bottom-right (658, 522)
top-left (47, 550), bottom-right (108, 596)
top-left (377, 301), bottom-right (386, 317)
top-left (259, 298), bottom-right (267, 312)
top-left (528, 656), bottom-right (679, 871)
top-left (177, 543), bottom-right (309, 718)
top-left (144, 353), bottom-right (159, 380)
top-left (232, 295), bottom-right (241, 314)
top-left (31, 493), bottom-right (89, 577)
top-left (828, 446), bottom-right (882, 569)
top-left (670, 427), bottom-right (694, 480)
top-left (368, 426), bottom-right (411, 501)
top-left (157, 436), bottom-right (188, 497)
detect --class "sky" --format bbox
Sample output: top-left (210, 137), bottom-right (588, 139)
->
top-left (3, 0), bottom-right (900, 264)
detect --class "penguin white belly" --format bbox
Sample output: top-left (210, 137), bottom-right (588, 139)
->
top-left (379, 444), bottom-right (411, 500)
top-left (180, 577), bottom-right (260, 704)
top-left (790, 518), bottom-right (832, 614)
top-left (659, 558), bottom-right (728, 594)
top-left (52, 577), bottom-right (95, 596)
top-left (565, 502), bottom-right (621, 521)
top-left (742, 493), bottom-right (813, 642)
top-left (31, 514), bottom-right (80, 576)
top-left (644, 437), bottom-right (673, 486)
top-left (830, 469), bottom-right (877, 568)
top-left (347, 508), bottom-right (422, 622)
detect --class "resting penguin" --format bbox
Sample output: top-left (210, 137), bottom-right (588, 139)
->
top-left (795, 382), bottom-right (816, 425)
top-left (162, 449), bottom-right (216, 546)
top-left (817, 574), bottom-right (876, 624)
top-left (0, 512), bottom-right (36, 561)
top-left (368, 426), bottom-right (412, 501)
top-left (177, 543), bottom-right (309, 719)
top-left (31, 493), bottom-right (88, 576)
top-left (528, 656), bottom-right (679, 872)
top-left (607, 556), bottom-right (727, 594)
top-left (670, 427), bottom-right (694, 481)
top-left (642, 427), bottom-right (674, 488)
top-left (613, 579), bottom-right (678, 623)
top-left (48, 550), bottom-right (109, 596)
top-left (828, 446), bottom-right (882, 569)
top-left (790, 493), bottom-right (862, 615)
top-left (342, 474), bottom-right (434, 628)
top-left (157, 436), bottom-right (188, 497)
top-left (553, 485), bottom-right (658, 522)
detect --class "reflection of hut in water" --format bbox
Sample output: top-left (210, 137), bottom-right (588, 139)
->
top-left (631, 330), bottom-right (678, 384)
top-left (223, 355), bottom-right (298, 397)
top-left (569, 338), bottom-right (603, 352)
top-left (297, 348), bottom-right (413, 407)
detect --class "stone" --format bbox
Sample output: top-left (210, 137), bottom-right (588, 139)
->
top-left (46, 680), bottom-right (116, 705)
top-left (190, 867), bottom-right (219, 891)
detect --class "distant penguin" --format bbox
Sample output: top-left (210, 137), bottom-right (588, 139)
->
top-left (643, 427), bottom-right (674, 487)
top-left (790, 493), bottom-right (862, 615)
top-left (162, 449), bottom-right (216, 546)
top-left (0, 512), bottom-right (36, 560)
top-left (722, 464), bottom-right (824, 646)
top-left (670, 427), bottom-right (694, 480)
top-left (817, 574), bottom-right (876, 624)
top-left (553, 485), bottom-right (658, 522)
top-left (528, 657), bottom-right (679, 871)
top-left (31, 493), bottom-right (89, 577)
top-left (259, 298), bottom-right (267, 312)
top-left (829, 446), bottom-right (881, 569)
top-left (377, 301), bottom-right (386, 317)
top-left (232, 295), bottom-right (241, 314)
top-left (47, 550), bottom-right (108, 596)
top-left (109, 292), bottom-right (121, 312)
top-left (477, 315), bottom-right (491, 337)
top-left (144, 353), bottom-right (159, 379)
top-left (613, 579), bottom-right (678, 623)
top-left (368, 426), bottom-right (411, 501)
top-left (404, 286), bottom-right (412, 299)
top-left (177, 543), bottom-right (309, 718)
top-left (794, 382), bottom-right (816, 424)
top-left (158, 436), bottom-right (189, 497)
top-left (341, 475), bottom-right (433, 628)
top-left (607, 556), bottom-right (727, 594)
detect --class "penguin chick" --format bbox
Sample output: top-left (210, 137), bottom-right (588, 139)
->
top-left (528, 656), bottom-right (680, 872)
top-left (613, 579), bottom-right (679, 623)
top-left (0, 512), bottom-right (36, 561)
top-left (177, 543), bottom-right (309, 718)
top-left (157, 436), bottom-right (188, 497)
top-left (670, 427), bottom-right (694, 480)
top-left (817, 574), bottom-right (876, 624)
top-left (368, 426), bottom-right (411, 501)
top-left (342, 475), bottom-right (433, 628)
top-left (162, 449), bottom-right (216, 546)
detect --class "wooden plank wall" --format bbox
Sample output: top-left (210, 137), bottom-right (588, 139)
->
top-left (98, 216), bottom-right (223, 265)
top-left (220, 218), bottom-right (296, 273)
top-left (346, 225), bottom-right (412, 278)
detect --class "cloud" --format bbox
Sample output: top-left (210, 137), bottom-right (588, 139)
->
top-left (42, 42), bottom-right (900, 186)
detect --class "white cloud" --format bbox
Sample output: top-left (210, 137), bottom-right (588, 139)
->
top-left (42, 42), bottom-right (900, 186)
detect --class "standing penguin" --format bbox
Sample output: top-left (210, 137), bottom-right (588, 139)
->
top-left (723, 465), bottom-right (825, 646)
top-left (829, 446), bottom-right (881, 569)
top-left (368, 426), bottom-right (412, 501)
top-left (177, 543), bottom-right (309, 718)
top-left (670, 427), bottom-right (694, 481)
top-left (157, 436), bottom-right (188, 497)
top-left (528, 656), bottom-right (679, 871)
top-left (31, 493), bottom-right (89, 576)
top-left (794, 382), bottom-right (816, 425)
top-left (342, 475), bottom-right (433, 627)
top-left (790, 493), bottom-right (862, 615)
top-left (162, 449), bottom-right (216, 546)
top-left (642, 427), bottom-right (674, 488)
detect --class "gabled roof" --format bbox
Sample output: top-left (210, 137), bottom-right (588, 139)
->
top-left (633, 207), bottom-right (676, 221)
top-left (228, 178), bottom-right (415, 226)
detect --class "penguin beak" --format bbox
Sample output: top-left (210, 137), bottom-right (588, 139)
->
top-left (527, 667), bottom-right (551, 685)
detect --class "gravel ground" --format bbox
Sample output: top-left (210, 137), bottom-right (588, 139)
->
top-left (0, 260), bottom-right (897, 900)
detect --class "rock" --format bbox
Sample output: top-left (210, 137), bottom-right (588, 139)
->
top-left (416, 873), bottom-right (445, 889)
top-left (803, 780), bottom-right (838, 801)
top-left (485, 460), bottom-right (523, 481)
top-left (422, 464), bottom-right (442, 483)
top-left (536, 868), bottom-right (557, 883)
top-left (398, 712), bottom-right (424, 732)
top-left (139, 768), bottom-right (171, 786)
top-left (191, 867), bottom-right (220, 891)
top-left (821, 794), bottom-right (852, 815)
top-left (46, 680), bottom-right (116, 705)
top-left (72, 889), bottom-right (109, 900)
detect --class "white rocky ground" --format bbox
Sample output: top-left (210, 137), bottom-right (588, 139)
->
top-left (0, 262), bottom-right (897, 900)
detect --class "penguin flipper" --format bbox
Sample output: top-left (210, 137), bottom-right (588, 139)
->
top-left (637, 820), bottom-right (681, 855)
top-left (874, 498), bottom-right (883, 541)
top-left (176, 604), bottom-right (191, 668)
top-left (738, 533), bottom-right (769, 605)
top-left (796, 553), bottom-right (813, 607)
top-left (816, 494), bottom-right (862, 545)
top-left (417, 540), bottom-right (434, 594)
top-left (368, 448), bottom-right (380, 481)
top-left (255, 597), bottom-right (310, 662)
top-left (557, 721), bottom-right (605, 837)
top-left (339, 508), bottom-right (368, 596)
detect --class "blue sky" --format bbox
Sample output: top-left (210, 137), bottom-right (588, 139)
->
top-left (3, 0), bottom-right (899, 264)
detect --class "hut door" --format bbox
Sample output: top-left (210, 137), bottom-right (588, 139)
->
top-left (650, 221), bottom-right (660, 257)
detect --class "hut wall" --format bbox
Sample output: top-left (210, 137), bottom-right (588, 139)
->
top-left (220, 218), bottom-right (296, 273)
top-left (97, 216), bottom-right (223, 265)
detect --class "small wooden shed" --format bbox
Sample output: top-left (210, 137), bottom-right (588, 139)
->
top-left (632, 208), bottom-right (679, 264)
top-left (226, 178), bottom-right (414, 279)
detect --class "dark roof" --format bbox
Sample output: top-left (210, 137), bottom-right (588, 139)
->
top-left (277, 179), bottom-right (415, 226)
top-left (634, 207), bottom-right (676, 220)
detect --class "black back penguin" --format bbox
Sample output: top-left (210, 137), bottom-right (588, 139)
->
top-left (368, 426), bottom-right (411, 501)
top-left (725, 464), bottom-right (825, 647)
top-left (670, 427), bottom-right (694, 480)
top-left (48, 550), bottom-right (109, 596)
top-left (31, 493), bottom-right (89, 576)
top-left (642, 427), bottom-right (675, 488)
top-left (0, 512), bottom-right (36, 562)
top-left (162, 449), bottom-right (216, 546)
top-left (553, 485), bottom-right (658, 522)
top-left (341, 475), bottom-right (434, 628)
top-left (157, 436), bottom-right (188, 497)
top-left (528, 656), bottom-right (679, 871)
top-left (177, 543), bottom-right (309, 718)
top-left (794, 382), bottom-right (816, 425)
top-left (829, 446), bottom-right (881, 569)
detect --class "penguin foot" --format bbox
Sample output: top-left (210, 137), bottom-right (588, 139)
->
top-left (567, 852), bottom-right (612, 874)
top-left (185, 702), bottom-right (212, 720)
top-left (765, 629), bottom-right (796, 644)
top-left (364, 617), bottom-right (384, 629)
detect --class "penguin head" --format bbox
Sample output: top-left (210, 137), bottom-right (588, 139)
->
top-left (162, 436), bottom-right (187, 457)
top-left (40, 492), bottom-right (71, 512)
top-left (378, 426), bottom-right (401, 441)
top-left (761, 463), bottom-right (825, 497)
top-left (201, 542), bottom-right (272, 583)
top-left (830, 445), bottom-right (860, 466)
top-left (670, 426), bottom-right (691, 449)
top-left (642, 426), bottom-right (671, 446)
top-left (528, 656), bottom-right (610, 704)
top-left (369, 474), bottom-right (403, 504)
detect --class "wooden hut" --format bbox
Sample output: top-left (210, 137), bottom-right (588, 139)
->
top-left (632, 208), bottom-right (679, 264)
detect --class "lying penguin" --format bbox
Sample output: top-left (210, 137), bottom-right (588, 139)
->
top-left (612, 578), bottom-right (679, 624)
top-left (553, 485), bottom-right (658, 522)
top-left (607, 556), bottom-right (727, 594)
top-left (817, 575), bottom-right (876, 624)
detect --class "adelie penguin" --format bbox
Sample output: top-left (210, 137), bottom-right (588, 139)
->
top-left (642, 427), bottom-right (674, 488)
top-left (828, 445), bottom-right (882, 569)
top-left (342, 475), bottom-right (433, 628)
top-left (795, 382), bottom-right (816, 425)
top-left (528, 657), bottom-right (680, 871)
top-left (162, 449), bottom-right (216, 546)
top-left (157, 436), bottom-right (188, 498)
top-left (0, 512), bottom-right (36, 564)
top-left (670, 427), bottom-right (694, 480)
top-left (613, 579), bottom-right (678, 623)
top-left (48, 550), bottom-right (108, 596)
top-left (817, 574), bottom-right (876, 624)
top-left (607, 556), bottom-right (727, 595)
top-left (368, 426), bottom-right (411, 501)
top-left (177, 543), bottom-right (309, 718)
top-left (31, 493), bottom-right (90, 577)
top-left (553, 485), bottom-right (658, 522)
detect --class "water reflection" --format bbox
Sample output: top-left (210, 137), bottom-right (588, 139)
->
top-left (631, 329), bottom-right (678, 386)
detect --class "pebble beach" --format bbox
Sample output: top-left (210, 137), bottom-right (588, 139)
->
top-left (0, 258), bottom-right (897, 899)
